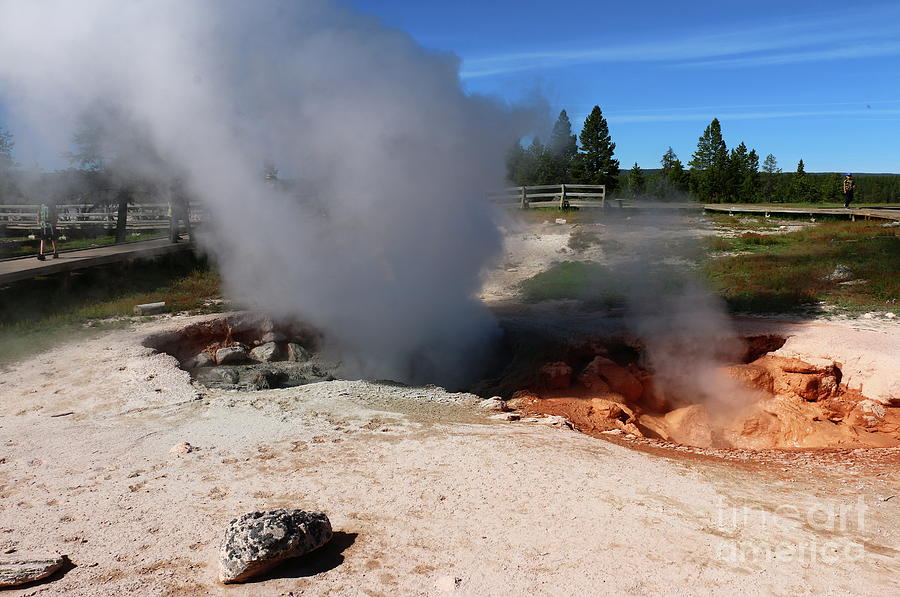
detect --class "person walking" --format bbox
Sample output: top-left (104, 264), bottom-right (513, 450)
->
top-left (842, 173), bottom-right (855, 208)
top-left (37, 202), bottom-right (59, 261)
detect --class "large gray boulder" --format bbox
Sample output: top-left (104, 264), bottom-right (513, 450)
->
top-left (185, 352), bottom-right (215, 369)
top-left (216, 346), bottom-right (249, 365)
top-left (219, 509), bottom-right (332, 584)
top-left (286, 343), bottom-right (311, 363)
top-left (0, 555), bottom-right (66, 588)
top-left (250, 342), bottom-right (281, 362)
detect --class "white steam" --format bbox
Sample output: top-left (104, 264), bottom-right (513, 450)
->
top-left (604, 210), bottom-right (751, 410)
top-left (0, 0), bottom-right (540, 386)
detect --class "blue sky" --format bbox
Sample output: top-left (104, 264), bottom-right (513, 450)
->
top-left (2, 0), bottom-right (898, 173)
top-left (349, 0), bottom-right (900, 173)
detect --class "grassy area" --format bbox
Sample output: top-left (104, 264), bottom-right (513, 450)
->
top-left (0, 231), bottom-right (167, 258)
top-left (0, 253), bottom-right (222, 365)
top-left (705, 221), bottom-right (899, 314)
top-left (520, 220), bottom-right (899, 315)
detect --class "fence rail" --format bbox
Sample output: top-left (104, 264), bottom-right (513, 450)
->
top-left (488, 184), bottom-right (606, 209)
top-left (0, 203), bottom-right (200, 231)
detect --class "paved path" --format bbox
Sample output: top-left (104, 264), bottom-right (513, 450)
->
top-left (0, 238), bottom-right (193, 285)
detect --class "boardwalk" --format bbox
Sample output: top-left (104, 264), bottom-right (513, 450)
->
top-left (0, 238), bottom-right (193, 286)
top-left (703, 204), bottom-right (900, 222)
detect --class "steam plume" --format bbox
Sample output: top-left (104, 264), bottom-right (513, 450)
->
top-left (0, 0), bottom-right (540, 386)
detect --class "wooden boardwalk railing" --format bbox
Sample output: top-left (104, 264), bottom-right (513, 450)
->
top-left (0, 203), bottom-right (200, 231)
top-left (489, 184), bottom-right (606, 209)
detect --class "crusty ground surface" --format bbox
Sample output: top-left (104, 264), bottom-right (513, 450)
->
top-left (1, 216), bottom-right (898, 596)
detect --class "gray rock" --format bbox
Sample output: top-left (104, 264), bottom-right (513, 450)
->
top-left (242, 369), bottom-right (281, 390)
top-left (198, 367), bottom-right (240, 386)
top-left (286, 343), bottom-right (311, 363)
top-left (133, 301), bottom-right (166, 315)
top-left (185, 352), bottom-right (215, 369)
top-left (219, 509), bottom-right (332, 584)
top-left (0, 555), bottom-right (66, 588)
top-left (825, 264), bottom-right (853, 281)
top-left (216, 347), bottom-right (249, 365)
top-left (250, 342), bottom-right (281, 362)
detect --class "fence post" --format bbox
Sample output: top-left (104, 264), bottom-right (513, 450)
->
top-left (560, 184), bottom-right (567, 210)
top-left (520, 186), bottom-right (527, 209)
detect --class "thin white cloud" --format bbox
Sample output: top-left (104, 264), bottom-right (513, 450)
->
top-left (606, 108), bottom-right (900, 124)
top-left (678, 41), bottom-right (900, 69)
top-left (460, 8), bottom-right (900, 78)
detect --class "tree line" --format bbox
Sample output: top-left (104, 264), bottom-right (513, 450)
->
top-left (2, 112), bottom-right (899, 206)
top-left (506, 111), bottom-right (900, 204)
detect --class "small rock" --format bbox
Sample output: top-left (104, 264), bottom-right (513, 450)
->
top-left (847, 400), bottom-right (886, 428)
top-left (490, 413), bottom-right (520, 421)
top-left (0, 554), bottom-right (67, 588)
top-left (885, 312), bottom-right (897, 319)
top-left (522, 415), bottom-right (572, 429)
top-left (435, 575), bottom-right (462, 592)
top-left (133, 302), bottom-right (166, 315)
top-left (216, 347), bottom-right (249, 365)
top-left (250, 342), bottom-right (281, 363)
top-left (219, 509), bottom-right (332, 584)
top-left (539, 362), bottom-right (573, 390)
top-left (825, 264), bottom-right (853, 281)
top-left (286, 343), bottom-right (311, 363)
top-left (554, 218), bottom-right (567, 225)
top-left (244, 369), bottom-right (280, 390)
top-left (478, 397), bottom-right (508, 412)
top-left (862, 312), bottom-right (875, 320)
top-left (169, 442), bottom-right (196, 455)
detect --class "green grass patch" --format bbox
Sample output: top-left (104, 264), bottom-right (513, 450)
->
top-left (0, 253), bottom-right (222, 365)
top-left (521, 221), bottom-right (898, 316)
top-left (519, 260), bottom-right (692, 305)
top-left (705, 221), bottom-right (899, 314)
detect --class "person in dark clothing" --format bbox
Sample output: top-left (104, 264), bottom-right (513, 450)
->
top-left (37, 203), bottom-right (59, 260)
top-left (168, 178), bottom-right (192, 243)
top-left (842, 173), bottom-right (855, 208)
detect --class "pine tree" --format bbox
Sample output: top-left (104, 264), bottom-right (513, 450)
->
top-left (790, 159), bottom-right (818, 203)
top-left (505, 141), bottom-right (528, 186)
top-left (741, 148), bottom-right (760, 202)
top-left (547, 110), bottom-right (578, 182)
top-left (575, 106), bottom-right (619, 191)
top-left (627, 162), bottom-right (645, 198)
top-left (548, 110), bottom-right (577, 160)
top-left (688, 118), bottom-right (728, 202)
top-left (0, 126), bottom-right (16, 203)
top-left (761, 153), bottom-right (781, 202)
top-left (0, 127), bottom-right (14, 170)
top-left (654, 146), bottom-right (688, 196)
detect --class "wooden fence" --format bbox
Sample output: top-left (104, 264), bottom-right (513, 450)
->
top-left (488, 184), bottom-right (606, 209)
top-left (0, 203), bottom-right (199, 231)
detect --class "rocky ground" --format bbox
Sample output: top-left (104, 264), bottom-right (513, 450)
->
top-left (0, 212), bottom-right (898, 596)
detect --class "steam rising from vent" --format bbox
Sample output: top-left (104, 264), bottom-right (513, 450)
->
top-left (606, 210), bottom-right (751, 410)
top-left (0, 0), bottom-right (541, 386)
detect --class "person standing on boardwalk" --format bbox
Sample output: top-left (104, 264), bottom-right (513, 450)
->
top-left (37, 202), bottom-right (59, 260)
top-left (168, 178), bottom-right (192, 243)
top-left (842, 173), bottom-right (855, 208)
